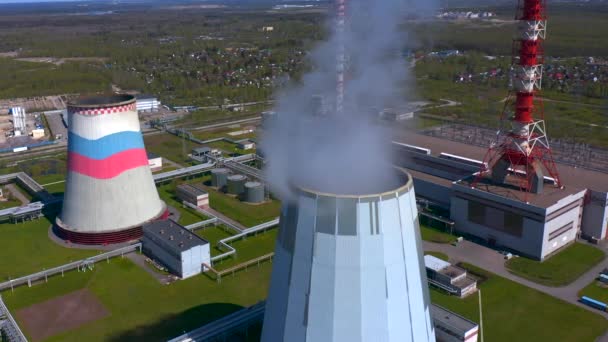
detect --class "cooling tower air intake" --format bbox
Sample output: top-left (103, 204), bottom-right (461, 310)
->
top-left (55, 94), bottom-right (167, 245)
top-left (262, 169), bottom-right (436, 342)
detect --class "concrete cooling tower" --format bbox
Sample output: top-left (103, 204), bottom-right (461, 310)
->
top-left (262, 170), bottom-right (435, 342)
top-left (55, 95), bottom-right (167, 245)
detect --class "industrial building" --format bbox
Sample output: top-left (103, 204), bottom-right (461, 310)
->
top-left (431, 304), bottom-right (479, 342)
top-left (393, 131), bottom-right (608, 260)
top-left (135, 94), bottom-right (161, 112)
top-left (424, 255), bottom-right (477, 298)
top-left (176, 184), bottom-right (209, 208)
top-left (147, 152), bottom-right (163, 172)
top-left (55, 94), bottom-right (168, 245)
top-left (142, 220), bottom-right (210, 279)
top-left (237, 140), bottom-right (256, 151)
top-left (262, 170), bottom-right (436, 342)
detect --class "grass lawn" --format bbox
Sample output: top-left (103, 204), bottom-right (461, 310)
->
top-left (193, 127), bottom-right (256, 142)
top-left (431, 263), bottom-right (608, 342)
top-left (212, 228), bottom-right (278, 271)
top-left (0, 214), bottom-right (99, 280)
top-left (506, 243), bottom-right (606, 286)
top-left (43, 182), bottom-right (65, 197)
top-left (206, 186), bottom-right (280, 227)
top-left (424, 251), bottom-right (449, 261)
top-left (578, 279), bottom-right (608, 304)
top-left (144, 133), bottom-right (201, 165)
top-left (196, 225), bottom-right (278, 270)
top-left (195, 226), bottom-right (233, 256)
top-left (420, 224), bottom-right (457, 244)
top-left (207, 140), bottom-right (252, 156)
top-left (2, 258), bottom-right (270, 342)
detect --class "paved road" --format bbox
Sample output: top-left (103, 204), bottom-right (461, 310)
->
top-left (5, 183), bottom-right (30, 205)
top-left (423, 239), bottom-right (608, 321)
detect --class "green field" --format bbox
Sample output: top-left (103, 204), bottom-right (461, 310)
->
top-left (0, 215), bottom-right (98, 280)
top-left (195, 224), bottom-right (278, 270)
top-left (143, 133), bottom-right (201, 165)
top-left (506, 243), bottom-right (606, 286)
top-left (193, 127), bottom-right (257, 142)
top-left (206, 187), bottom-right (280, 227)
top-left (431, 263), bottom-right (608, 342)
top-left (3, 247), bottom-right (607, 342)
top-left (578, 279), bottom-right (608, 304)
top-left (211, 228), bottom-right (278, 271)
top-left (2, 258), bottom-right (270, 342)
top-left (420, 224), bottom-right (457, 244)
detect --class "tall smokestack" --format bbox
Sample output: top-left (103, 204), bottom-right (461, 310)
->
top-left (335, 0), bottom-right (346, 115)
top-left (262, 170), bottom-right (436, 342)
top-left (55, 94), bottom-right (167, 245)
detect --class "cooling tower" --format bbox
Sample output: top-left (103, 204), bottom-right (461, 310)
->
top-left (55, 95), bottom-right (167, 245)
top-left (262, 170), bottom-right (436, 342)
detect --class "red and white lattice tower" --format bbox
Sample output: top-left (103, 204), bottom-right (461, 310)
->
top-left (336, 0), bottom-right (346, 115)
top-left (474, 0), bottom-right (562, 197)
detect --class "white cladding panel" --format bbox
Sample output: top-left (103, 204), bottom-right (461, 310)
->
top-left (262, 176), bottom-right (436, 342)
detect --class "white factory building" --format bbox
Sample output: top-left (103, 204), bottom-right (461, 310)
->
top-left (142, 220), bottom-right (210, 279)
top-left (135, 94), bottom-right (161, 113)
top-left (394, 133), bottom-right (608, 261)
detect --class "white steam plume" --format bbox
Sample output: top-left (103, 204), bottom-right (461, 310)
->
top-left (261, 0), bottom-right (437, 197)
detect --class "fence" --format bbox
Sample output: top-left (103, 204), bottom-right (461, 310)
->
top-left (0, 244), bottom-right (141, 292)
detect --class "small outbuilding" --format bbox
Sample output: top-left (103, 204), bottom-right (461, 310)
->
top-left (147, 152), bottom-right (163, 172)
top-left (424, 255), bottom-right (477, 298)
top-left (176, 184), bottom-right (209, 208)
top-left (142, 220), bottom-right (210, 279)
top-left (237, 140), bottom-right (256, 151)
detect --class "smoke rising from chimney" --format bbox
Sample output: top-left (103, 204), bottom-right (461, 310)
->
top-left (261, 0), bottom-right (437, 197)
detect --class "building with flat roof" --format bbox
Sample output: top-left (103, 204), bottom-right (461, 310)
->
top-left (176, 184), bottom-right (209, 208)
top-left (392, 130), bottom-right (608, 260)
top-left (424, 255), bottom-right (477, 298)
top-left (431, 304), bottom-right (479, 342)
top-left (237, 140), bottom-right (256, 151)
top-left (147, 152), bottom-right (163, 172)
top-left (142, 220), bottom-right (210, 279)
top-left (135, 94), bottom-right (161, 113)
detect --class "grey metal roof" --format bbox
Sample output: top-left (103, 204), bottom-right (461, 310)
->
top-left (431, 304), bottom-right (478, 335)
top-left (177, 184), bottom-right (208, 197)
top-left (144, 220), bottom-right (208, 253)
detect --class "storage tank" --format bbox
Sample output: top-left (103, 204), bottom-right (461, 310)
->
top-left (227, 174), bottom-right (247, 195)
top-left (262, 170), bottom-right (436, 342)
top-left (211, 168), bottom-right (231, 189)
top-left (55, 94), bottom-right (167, 245)
top-left (244, 182), bottom-right (265, 203)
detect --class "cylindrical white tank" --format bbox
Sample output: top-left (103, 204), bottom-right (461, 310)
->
top-left (227, 174), bottom-right (247, 195)
top-left (244, 181), bottom-right (265, 203)
top-left (55, 94), bottom-right (167, 245)
top-left (262, 170), bottom-right (436, 342)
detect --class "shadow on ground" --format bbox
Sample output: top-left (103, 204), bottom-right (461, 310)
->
top-left (108, 302), bottom-right (262, 342)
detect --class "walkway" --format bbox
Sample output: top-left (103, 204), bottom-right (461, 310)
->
top-left (423, 240), bottom-right (608, 320)
top-left (5, 184), bottom-right (29, 205)
top-left (125, 253), bottom-right (174, 285)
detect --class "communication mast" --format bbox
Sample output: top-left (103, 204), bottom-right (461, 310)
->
top-left (474, 0), bottom-right (562, 198)
top-left (335, 0), bottom-right (346, 115)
